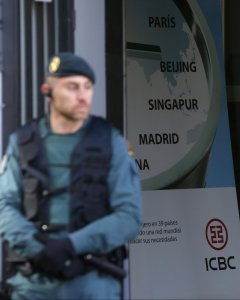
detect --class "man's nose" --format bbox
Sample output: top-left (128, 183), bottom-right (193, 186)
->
top-left (76, 88), bottom-right (85, 99)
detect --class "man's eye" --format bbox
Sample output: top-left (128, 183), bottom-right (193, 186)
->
top-left (67, 84), bottom-right (77, 91)
top-left (84, 83), bottom-right (92, 90)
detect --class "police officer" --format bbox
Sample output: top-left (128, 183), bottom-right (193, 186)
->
top-left (0, 52), bottom-right (142, 300)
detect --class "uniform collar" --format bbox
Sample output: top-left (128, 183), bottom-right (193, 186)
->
top-left (39, 114), bottom-right (92, 138)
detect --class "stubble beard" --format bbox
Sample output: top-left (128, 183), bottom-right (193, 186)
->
top-left (60, 109), bottom-right (89, 123)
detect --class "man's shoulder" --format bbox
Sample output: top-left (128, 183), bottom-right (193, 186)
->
top-left (16, 118), bottom-right (41, 145)
top-left (88, 115), bottom-right (114, 134)
top-left (90, 115), bottom-right (112, 126)
top-left (90, 115), bottom-right (122, 135)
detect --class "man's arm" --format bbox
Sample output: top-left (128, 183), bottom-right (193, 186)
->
top-left (69, 128), bottom-right (142, 255)
top-left (0, 134), bottom-right (44, 258)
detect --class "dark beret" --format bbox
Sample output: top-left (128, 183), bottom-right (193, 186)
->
top-left (47, 52), bottom-right (95, 83)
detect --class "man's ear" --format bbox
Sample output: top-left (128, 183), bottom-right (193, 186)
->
top-left (40, 83), bottom-right (52, 98)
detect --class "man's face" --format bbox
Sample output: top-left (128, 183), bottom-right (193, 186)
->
top-left (49, 75), bottom-right (93, 124)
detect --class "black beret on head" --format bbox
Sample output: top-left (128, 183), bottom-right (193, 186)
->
top-left (47, 52), bottom-right (95, 83)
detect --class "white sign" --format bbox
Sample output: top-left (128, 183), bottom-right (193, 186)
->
top-left (129, 189), bottom-right (240, 299)
top-left (125, 0), bottom-right (240, 299)
top-left (125, 0), bottom-right (221, 190)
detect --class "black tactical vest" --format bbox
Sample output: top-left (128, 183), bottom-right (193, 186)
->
top-left (17, 116), bottom-right (112, 232)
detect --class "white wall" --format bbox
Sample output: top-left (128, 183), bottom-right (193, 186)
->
top-left (74, 0), bottom-right (106, 117)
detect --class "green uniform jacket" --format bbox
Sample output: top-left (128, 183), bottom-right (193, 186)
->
top-left (0, 115), bottom-right (142, 259)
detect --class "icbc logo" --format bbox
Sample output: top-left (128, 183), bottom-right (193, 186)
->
top-left (205, 218), bottom-right (228, 250)
top-left (205, 218), bottom-right (236, 271)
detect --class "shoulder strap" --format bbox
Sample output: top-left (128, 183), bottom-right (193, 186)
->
top-left (72, 116), bottom-right (112, 174)
top-left (17, 119), bottom-right (49, 189)
top-left (83, 115), bottom-right (112, 152)
top-left (17, 120), bottom-right (40, 168)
